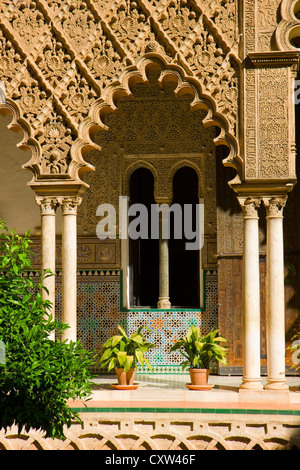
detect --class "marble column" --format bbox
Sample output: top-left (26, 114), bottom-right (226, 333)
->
top-left (59, 196), bottom-right (82, 343)
top-left (157, 207), bottom-right (171, 309)
top-left (238, 197), bottom-right (263, 390)
top-left (35, 196), bottom-right (58, 339)
top-left (263, 196), bottom-right (289, 390)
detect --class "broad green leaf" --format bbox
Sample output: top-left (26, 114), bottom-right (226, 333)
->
top-left (124, 355), bottom-right (134, 372)
top-left (117, 325), bottom-right (128, 339)
top-left (135, 350), bottom-right (144, 365)
top-left (111, 335), bottom-right (122, 347)
top-left (117, 351), bottom-right (127, 366)
top-left (144, 358), bottom-right (153, 372)
top-left (195, 341), bottom-right (204, 352)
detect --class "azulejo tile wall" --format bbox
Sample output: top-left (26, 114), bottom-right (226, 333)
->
top-left (54, 270), bottom-right (218, 374)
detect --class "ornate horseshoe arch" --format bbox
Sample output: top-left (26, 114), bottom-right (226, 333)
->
top-left (75, 54), bottom-right (242, 187)
top-left (0, 98), bottom-right (40, 182)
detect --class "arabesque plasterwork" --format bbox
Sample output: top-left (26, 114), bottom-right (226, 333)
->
top-left (0, 0), bottom-right (242, 190)
top-left (0, 0), bottom-right (298, 196)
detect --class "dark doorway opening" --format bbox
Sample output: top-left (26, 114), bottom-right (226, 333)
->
top-left (129, 168), bottom-right (159, 307)
top-left (169, 166), bottom-right (200, 308)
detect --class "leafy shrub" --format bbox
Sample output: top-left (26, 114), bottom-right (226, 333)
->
top-left (0, 220), bottom-right (95, 439)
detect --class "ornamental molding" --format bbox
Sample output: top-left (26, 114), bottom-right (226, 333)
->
top-left (247, 50), bottom-right (300, 68)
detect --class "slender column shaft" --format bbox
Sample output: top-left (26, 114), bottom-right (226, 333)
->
top-left (238, 198), bottom-right (263, 390)
top-left (60, 197), bottom-right (82, 343)
top-left (157, 208), bottom-right (171, 309)
top-left (36, 197), bottom-right (58, 340)
top-left (263, 197), bottom-right (288, 390)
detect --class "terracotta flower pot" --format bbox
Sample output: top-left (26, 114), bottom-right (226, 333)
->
top-left (189, 368), bottom-right (209, 386)
top-left (115, 367), bottom-right (136, 386)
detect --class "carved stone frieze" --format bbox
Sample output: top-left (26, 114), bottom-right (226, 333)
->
top-left (0, 0), bottom-right (299, 193)
top-left (0, 0), bottom-right (241, 189)
top-left (29, 237), bottom-right (121, 269)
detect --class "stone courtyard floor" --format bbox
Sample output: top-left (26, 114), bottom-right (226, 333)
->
top-left (69, 374), bottom-right (300, 411)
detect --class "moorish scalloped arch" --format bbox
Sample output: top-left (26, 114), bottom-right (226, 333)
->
top-left (0, 98), bottom-right (41, 184)
top-left (122, 160), bottom-right (159, 200)
top-left (169, 159), bottom-right (205, 200)
top-left (74, 54), bottom-right (242, 186)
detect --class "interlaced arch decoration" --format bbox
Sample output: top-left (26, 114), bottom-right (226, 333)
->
top-left (76, 54), bottom-right (242, 185)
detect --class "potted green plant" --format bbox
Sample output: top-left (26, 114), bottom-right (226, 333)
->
top-left (170, 326), bottom-right (228, 389)
top-left (97, 325), bottom-right (154, 388)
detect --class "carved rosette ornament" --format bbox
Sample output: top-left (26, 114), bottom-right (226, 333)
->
top-left (37, 118), bottom-right (72, 176)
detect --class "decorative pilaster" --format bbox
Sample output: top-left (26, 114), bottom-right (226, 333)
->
top-left (35, 196), bottom-right (58, 339)
top-left (59, 196), bottom-right (82, 343)
top-left (263, 196), bottom-right (289, 390)
top-left (238, 197), bottom-right (263, 391)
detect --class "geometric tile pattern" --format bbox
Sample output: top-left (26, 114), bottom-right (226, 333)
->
top-left (54, 270), bottom-right (218, 374)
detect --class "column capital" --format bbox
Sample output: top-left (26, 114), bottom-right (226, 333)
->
top-left (263, 196), bottom-right (288, 218)
top-left (35, 196), bottom-right (59, 215)
top-left (238, 196), bottom-right (261, 218)
top-left (58, 196), bottom-right (82, 215)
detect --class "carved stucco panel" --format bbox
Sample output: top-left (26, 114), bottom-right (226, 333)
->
top-left (258, 67), bottom-right (290, 179)
top-left (257, 0), bottom-right (282, 51)
top-left (244, 0), bottom-right (282, 53)
top-left (244, 66), bottom-right (258, 179)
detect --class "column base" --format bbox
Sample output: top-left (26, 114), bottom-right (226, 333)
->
top-left (264, 378), bottom-right (289, 391)
top-left (239, 377), bottom-right (264, 391)
top-left (157, 298), bottom-right (171, 309)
